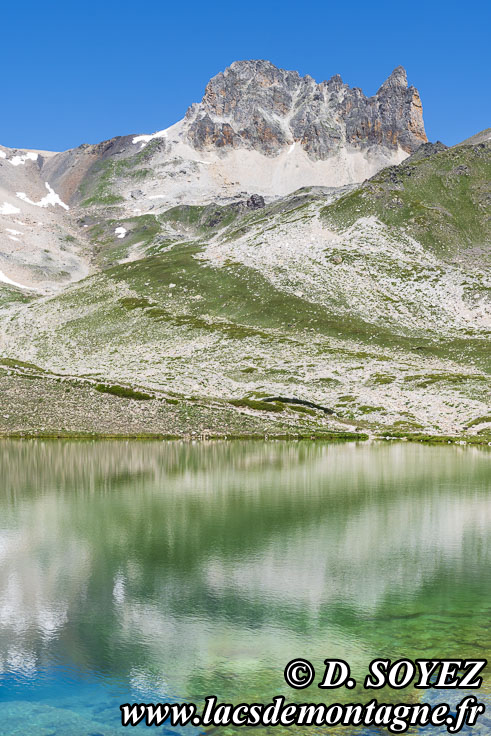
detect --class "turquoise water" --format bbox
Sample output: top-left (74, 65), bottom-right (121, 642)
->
top-left (0, 440), bottom-right (490, 734)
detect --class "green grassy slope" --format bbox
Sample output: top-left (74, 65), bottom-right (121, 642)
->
top-left (0, 144), bottom-right (489, 437)
top-left (322, 142), bottom-right (491, 260)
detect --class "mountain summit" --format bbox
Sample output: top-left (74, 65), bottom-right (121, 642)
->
top-left (184, 60), bottom-right (426, 158)
top-left (0, 60), bottom-right (489, 439)
top-left (0, 60), bottom-right (430, 293)
top-left (17, 60), bottom-right (428, 216)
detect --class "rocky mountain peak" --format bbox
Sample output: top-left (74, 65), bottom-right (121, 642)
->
top-left (326, 73), bottom-right (344, 89)
top-left (184, 60), bottom-right (427, 159)
top-left (377, 65), bottom-right (408, 93)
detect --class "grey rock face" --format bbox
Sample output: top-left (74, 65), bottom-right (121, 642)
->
top-left (184, 60), bottom-right (427, 159)
top-left (246, 194), bottom-right (265, 209)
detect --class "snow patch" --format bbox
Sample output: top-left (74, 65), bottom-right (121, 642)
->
top-left (0, 202), bottom-right (21, 216)
top-left (132, 128), bottom-right (168, 147)
top-left (6, 228), bottom-right (22, 236)
top-left (16, 183), bottom-right (69, 211)
top-left (0, 269), bottom-right (33, 290)
top-left (10, 152), bottom-right (38, 167)
top-left (0, 150), bottom-right (6, 159)
top-left (8, 235), bottom-right (20, 242)
top-left (115, 226), bottom-right (127, 239)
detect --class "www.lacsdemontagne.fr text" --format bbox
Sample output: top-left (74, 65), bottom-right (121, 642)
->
top-left (121, 694), bottom-right (486, 733)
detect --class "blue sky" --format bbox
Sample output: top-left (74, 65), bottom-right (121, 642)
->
top-left (1, 0), bottom-right (489, 151)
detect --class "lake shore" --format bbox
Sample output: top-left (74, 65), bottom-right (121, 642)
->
top-left (1, 365), bottom-right (489, 443)
top-left (0, 430), bottom-right (489, 445)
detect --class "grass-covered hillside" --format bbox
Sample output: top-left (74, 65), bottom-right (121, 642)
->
top-left (323, 142), bottom-right (490, 260)
top-left (0, 142), bottom-right (489, 439)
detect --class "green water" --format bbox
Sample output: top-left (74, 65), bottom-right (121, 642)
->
top-left (0, 440), bottom-right (490, 734)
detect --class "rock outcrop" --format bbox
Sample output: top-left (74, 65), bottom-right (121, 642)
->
top-left (184, 60), bottom-right (427, 158)
top-left (406, 140), bottom-right (448, 162)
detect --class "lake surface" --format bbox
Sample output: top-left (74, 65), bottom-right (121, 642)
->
top-left (0, 440), bottom-right (490, 735)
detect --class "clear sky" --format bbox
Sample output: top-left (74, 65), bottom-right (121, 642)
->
top-left (1, 0), bottom-right (489, 151)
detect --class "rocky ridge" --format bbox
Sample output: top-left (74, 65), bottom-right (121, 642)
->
top-left (0, 60), bottom-right (429, 291)
top-left (184, 60), bottom-right (426, 157)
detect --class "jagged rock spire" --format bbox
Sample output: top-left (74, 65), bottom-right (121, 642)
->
top-left (377, 66), bottom-right (408, 94)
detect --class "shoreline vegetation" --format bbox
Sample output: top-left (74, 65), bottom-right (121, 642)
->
top-left (0, 431), bottom-right (489, 445)
top-left (1, 362), bottom-right (489, 445)
top-left (0, 360), bottom-right (489, 446)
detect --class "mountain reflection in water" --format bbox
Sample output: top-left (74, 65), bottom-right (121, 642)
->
top-left (0, 440), bottom-right (490, 734)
